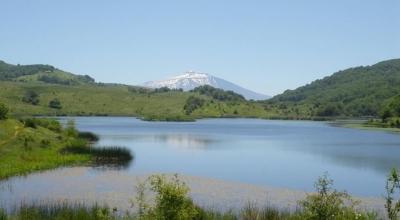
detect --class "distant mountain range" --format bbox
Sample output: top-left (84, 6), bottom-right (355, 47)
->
top-left (140, 71), bottom-right (271, 100)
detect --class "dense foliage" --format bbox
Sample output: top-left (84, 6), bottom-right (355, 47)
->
top-left (272, 59), bottom-right (400, 117)
top-left (0, 60), bottom-right (54, 80)
top-left (22, 91), bottom-right (40, 105)
top-left (380, 94), bottom-right (400, 120)
top-left (153, 86), bottom-right (183, 93)
top-left (190, 85), bottom-right (245, 101)
top-left (183, 96), bottom-right (205, 115)
top-left (127, 86), bottom-right (152, 94)
top-left (0, 60), bottom-right (94, 85)
top-left (0, 103), bottom-right (9, 120)
top-left (38, 74), bottom-right (95, 85)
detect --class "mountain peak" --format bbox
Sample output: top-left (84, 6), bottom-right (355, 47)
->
top-left (173, 71), bottom-right (210, 80)
top-left (140, 72), bottom-right (271, 100)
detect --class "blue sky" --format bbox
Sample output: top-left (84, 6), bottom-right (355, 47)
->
top-left (1, 1), bottom-right (399, 96)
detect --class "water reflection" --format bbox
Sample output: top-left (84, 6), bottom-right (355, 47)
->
top-left (89, 160), bottom-right (133, 171)
top-left (6, 117), bottom-right (399, 198)
top-left (98, 134), bottom-right (222, 151)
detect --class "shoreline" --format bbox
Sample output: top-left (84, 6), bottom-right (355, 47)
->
top-left (0, 167), bottom-right (386, 216)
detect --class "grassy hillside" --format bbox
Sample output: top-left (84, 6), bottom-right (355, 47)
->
top-left (272, 59), bottom-right (400, 117)
top-left (0, 118), bottom-right (91, 179)
top-left (0, 80), bottom-right (326, 120)
top-left (3, 59), bottom-right (400, 120)
top-left (0, 60), bottom-right (94, 85)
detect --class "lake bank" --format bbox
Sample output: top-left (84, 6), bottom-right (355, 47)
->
top-left (0, 167), bottom-right (386, 217)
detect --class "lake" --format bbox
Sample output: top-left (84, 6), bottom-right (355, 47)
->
top-left (1, 117), bottom-right (400, 201)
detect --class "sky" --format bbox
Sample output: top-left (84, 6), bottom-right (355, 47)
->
top-left (1, 1), bottom-right (399, 96)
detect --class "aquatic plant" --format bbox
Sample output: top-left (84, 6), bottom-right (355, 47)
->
top-left (78, 131), bottom-right (100, 142)
top-left (60, 145), bottom-right (134, 162)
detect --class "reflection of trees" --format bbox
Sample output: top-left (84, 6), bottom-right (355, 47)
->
top-left (99, 134), bottom-right (219, 151)
top-left (90, 160), bottom-right (133, 171)
top-left (155, 134), bottom-right (215, 150)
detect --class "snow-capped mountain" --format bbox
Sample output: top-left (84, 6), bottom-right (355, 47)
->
top-left (140, 71), bottom-right (270, 100)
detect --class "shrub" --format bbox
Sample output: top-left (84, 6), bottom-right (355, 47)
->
top-left (0, 103), bottom-right (9, 120)
top-left (131, 174), bottom-right (197, 220)
top-left (49, 98), bottom-right (62, 109)
top-left (290, 172), bottom-right (376, 220)
top-left (384, 167), bottom-right (400, 220)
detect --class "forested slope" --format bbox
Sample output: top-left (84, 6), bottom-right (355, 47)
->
top-left (0, 61), bottom-right (95, 85)
top-left (272, 59), bottom-right (400, 117)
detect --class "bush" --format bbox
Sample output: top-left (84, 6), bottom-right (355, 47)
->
top-left (384, 167), bottom-right (400, 220)
top-left (131, 174), bottom-right (197, 220)
top-left (290, 172), bottom-right (376, 220)
top-left (49, 98), bottom-right (62, 109)
top-left (0, 103), bottom-right (9, 120)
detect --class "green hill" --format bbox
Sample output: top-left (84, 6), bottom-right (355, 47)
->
top-left (0, 60), bottom-right (95, 85)
top-left (2, 59), bottom-right (400, 120)
top-left (271, 59), bottom-right (400, 117)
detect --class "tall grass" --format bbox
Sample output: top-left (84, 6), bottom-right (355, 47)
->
top-left (5, 200), bottom-right (113, 220)
top-left (0, 201), bottom-right (378, 220)
top-left (0, 155), bottom-right (90, 180)
top-left (60, 145), bottom-right (134, 162)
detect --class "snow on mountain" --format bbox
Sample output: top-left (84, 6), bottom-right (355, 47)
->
top-left (140, 71), bottom-right (271, 100)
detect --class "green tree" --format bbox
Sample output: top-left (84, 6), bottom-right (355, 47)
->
top-left (22, 91), bottom-right (40, 105)
top-left (49, 98), bottom-right (62, 109)
top-left (0, 103), bottom-right (9, 120)
top-left (183, 96), bottom-right (205, 115)
top-left (380, 107), bottom-right (393, 122)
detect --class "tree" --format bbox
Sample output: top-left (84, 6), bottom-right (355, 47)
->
top-left (0, 103), bottom-right (9, 120)
top-left (49, 98), bottom-right (62, 109)
top-left (380, 107), bottom-right (393, 122)
top-left (22, 91), bottom-right (39, 105)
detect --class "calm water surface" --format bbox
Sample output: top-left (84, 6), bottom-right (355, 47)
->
top-left (2, 117), bottom-right (400, 198)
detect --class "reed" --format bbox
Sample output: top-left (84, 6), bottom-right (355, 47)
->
top-left (6, 199), bottom-right (113, 220)
top-left (60, 145), bottom-right (134, 162)
top-left (78, 131), bottom-right (100, 142)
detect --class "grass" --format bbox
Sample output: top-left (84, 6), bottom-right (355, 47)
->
top-left (0, 200), bottom-right (295, 220)
top-left (0, 119), bottom-right (91, 180)
top-left (0, 81), bottom-right (320, 120)
top-left (339, 117), bottom-right (400, 134)
top-left (3, 200), bottom-right (113, 220)
top-left (0, 118), bottom-right (134, 180)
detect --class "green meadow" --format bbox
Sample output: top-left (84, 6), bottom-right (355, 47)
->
top-left (0, 81), bottom-right (321, 121)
